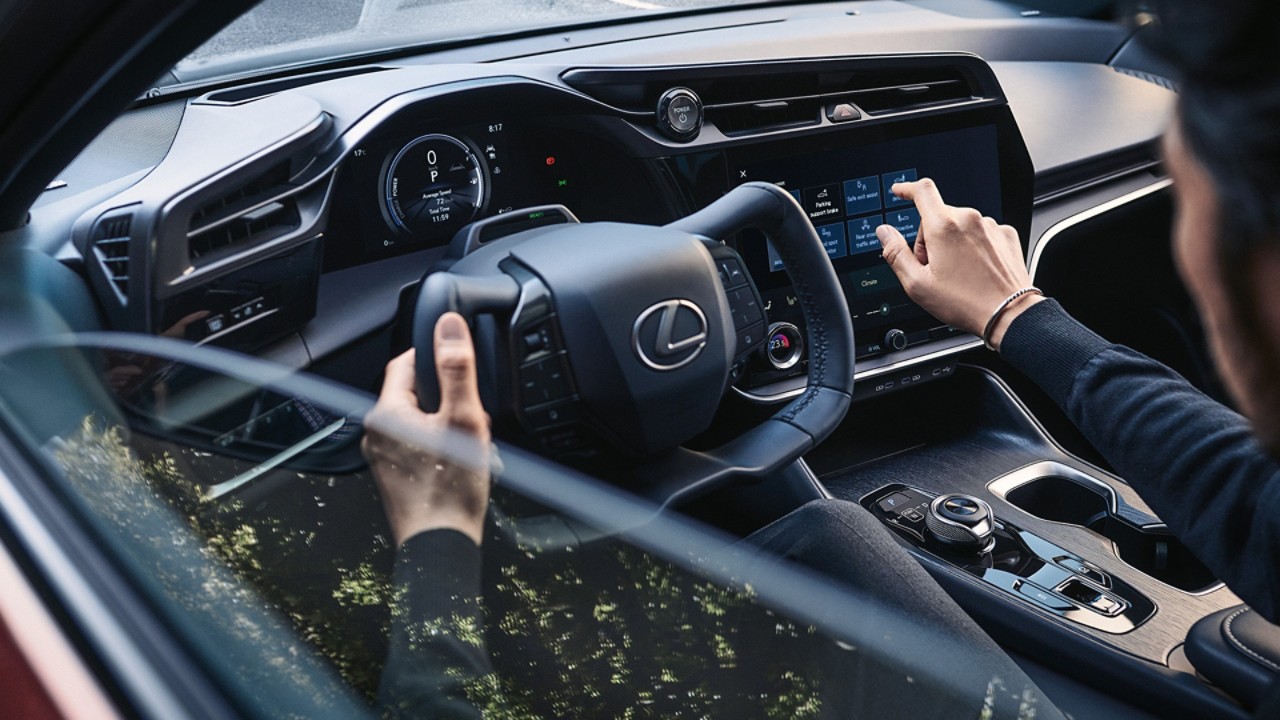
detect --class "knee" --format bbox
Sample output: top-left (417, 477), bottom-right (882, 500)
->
top-left (787, 499), bottom-right (873, 538)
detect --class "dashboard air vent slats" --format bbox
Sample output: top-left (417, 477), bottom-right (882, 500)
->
top-left (709, 100), bottom-right (821, 136)
top-left (850, 78), bottom-right (975, 115)
top-left (187, 161), bottom-right (302, 261)
top-left (561, 59), bottom-right (994, 139)
top-left (91, 212), bottom-right (133, 301)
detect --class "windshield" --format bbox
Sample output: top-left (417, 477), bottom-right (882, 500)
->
top-left (177, 0), bottom-right (1120, 85)
top-left (180, 0), bottom-right (765, 80)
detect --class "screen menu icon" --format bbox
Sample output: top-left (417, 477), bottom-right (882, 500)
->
top-left (887, 207), bottom-right (921, 242)
top-left (816, 223), bottom-right (847, 260)
top-left (883, 168), bottom-right (919, 207)
top-left (849, 214), bottom-right (884, 255)
top-left (803, 183), bottom-right (842, 222)
top-left (843, 175), bottom-right (881, 216)
top-left (754, 167), bottom-right (923, 271)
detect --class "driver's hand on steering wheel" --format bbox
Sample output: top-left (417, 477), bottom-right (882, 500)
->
top-left (362, 313), bottom-right (492, 548)
top-left (876, 179), bottom-right (1044, 351)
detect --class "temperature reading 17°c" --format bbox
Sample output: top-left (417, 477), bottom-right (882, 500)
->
top-left (382, 133), bottom-right (487, 238)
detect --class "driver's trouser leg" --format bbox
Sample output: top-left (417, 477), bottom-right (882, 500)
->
top-left (742, 498), bottom-right (1066, 719)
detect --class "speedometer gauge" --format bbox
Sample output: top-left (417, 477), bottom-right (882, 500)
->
top-left (383, 133), bottom-right (486, 237)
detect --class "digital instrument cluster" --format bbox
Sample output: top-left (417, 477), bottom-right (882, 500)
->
top-left (323, 118), bottom-right (668, 270)
top-left (382, 132), bottom-right (488, 238)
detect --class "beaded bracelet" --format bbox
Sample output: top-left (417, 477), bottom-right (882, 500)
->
top-left (982, 287), bottom-right (1043, 351)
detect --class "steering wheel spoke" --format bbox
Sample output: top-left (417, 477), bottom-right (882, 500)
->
top-left (412, 271), bottom-right (521, 412)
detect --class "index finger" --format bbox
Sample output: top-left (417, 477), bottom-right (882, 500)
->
top-left (379, 349), bottom-right (418, 404)
top-left (891, 178), bottom-right (947, 219)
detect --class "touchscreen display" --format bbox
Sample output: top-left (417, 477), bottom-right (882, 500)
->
top-left (729, 123), bottom-right (1003, 357)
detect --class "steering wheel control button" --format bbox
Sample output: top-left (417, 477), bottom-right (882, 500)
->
top-left (885, 328), bottom-right (908, 352)
top-left (764, 322), bottom-right (804, 370)
top-left (717, 258), bottom-right (748, 289)
top-left (728, 288), bottom-right (763, 330)
top-left (521, 323), bottom-right (558, 359)
top-left (925, 493), bottom-right (996, 553)
top-left (524, 400), bottom-right (581, 430)
top-left (826, 102), bottom-right (861, 123)
top-left (520, 354), bottom-right (573, 407)
top-left (737, 323), bottom-right (765, 358)
top-left (656, 87), bottom-right (703, 142)
top-left (632, 299), bottom-right (709, 371)
top-left (542, 426), bottom-right (589, 454)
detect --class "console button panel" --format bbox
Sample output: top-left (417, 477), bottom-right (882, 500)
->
top-left (862, 484), bottom-right (1154, 634)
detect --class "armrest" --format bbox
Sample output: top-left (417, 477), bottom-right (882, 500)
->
top-left (1186, 605), bottom-right (1280, 710)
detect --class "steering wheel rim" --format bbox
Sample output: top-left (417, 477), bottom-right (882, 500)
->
top-left (412, 182), bottom-right (854, 506)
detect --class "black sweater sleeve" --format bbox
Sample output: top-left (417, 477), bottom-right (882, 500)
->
top-left (1001, 299), bottom-right (1280, 621)
top-left (378, 529), bottom-right (492, 719)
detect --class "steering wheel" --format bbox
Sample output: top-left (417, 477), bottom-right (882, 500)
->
top-left (412, 182), bottom-right (854, 506)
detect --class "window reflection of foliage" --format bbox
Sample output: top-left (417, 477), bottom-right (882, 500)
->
top-left (50, 417), bottom-right (363, 713)
top-left (50, 416), bottom-right (390, 705)
top-left (54, 416), bottom-right (831, 718)
top-left (481, 528), bottom-right (824, 719)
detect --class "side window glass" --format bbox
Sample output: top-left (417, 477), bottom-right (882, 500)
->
top-left (0, 339), bottom-right (1045, 718)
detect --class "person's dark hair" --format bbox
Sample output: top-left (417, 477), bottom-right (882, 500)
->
top-left (1147, 1), bottom-right (1280, 320)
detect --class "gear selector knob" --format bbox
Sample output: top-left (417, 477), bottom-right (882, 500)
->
top-left (925, 493), bottom-right (996, 553)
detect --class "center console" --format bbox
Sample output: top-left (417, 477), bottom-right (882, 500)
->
top-left (803, 365), bottom-right (1247, 718)
top-left (863, 482), bottom-right (1157, 634)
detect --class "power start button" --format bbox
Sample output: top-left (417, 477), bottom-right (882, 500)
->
top-left (656, 87), bottom-right (703, 142)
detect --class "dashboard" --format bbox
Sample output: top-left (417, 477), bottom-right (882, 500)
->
top-left (59, 54), bottom-right (1067, 416)
top-left (309, 66), bottom-right (1034, 406)
top-left (29, 2), bottom-right (1175, 413)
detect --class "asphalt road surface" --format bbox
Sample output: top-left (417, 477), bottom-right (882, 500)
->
top-left (188, 0), bottom-right (747, 63)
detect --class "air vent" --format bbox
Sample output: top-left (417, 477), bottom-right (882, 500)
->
top-left (91, 212), bottom-right (133, 301)
top-left (562, 60), bottom-right (989, 115)
top-left (709, 100), bottom-right (820, 136)
top-left (849, 77), bottom-right (975, 115)
top-left (187, 161), bottom-right (302, 261)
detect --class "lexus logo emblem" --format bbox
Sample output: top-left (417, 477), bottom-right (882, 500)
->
top-left (632, 299), bottom-right (708, 371)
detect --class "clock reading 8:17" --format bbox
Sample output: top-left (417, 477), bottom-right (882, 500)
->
top-left (382, 133), bottom-right (487, 237)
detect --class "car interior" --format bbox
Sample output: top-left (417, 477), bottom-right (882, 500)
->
top-left (3, 0), bottom-right (1278, 718)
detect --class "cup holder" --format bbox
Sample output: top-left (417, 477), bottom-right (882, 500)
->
top-left (998, 470), bottom-right (1218, 593)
